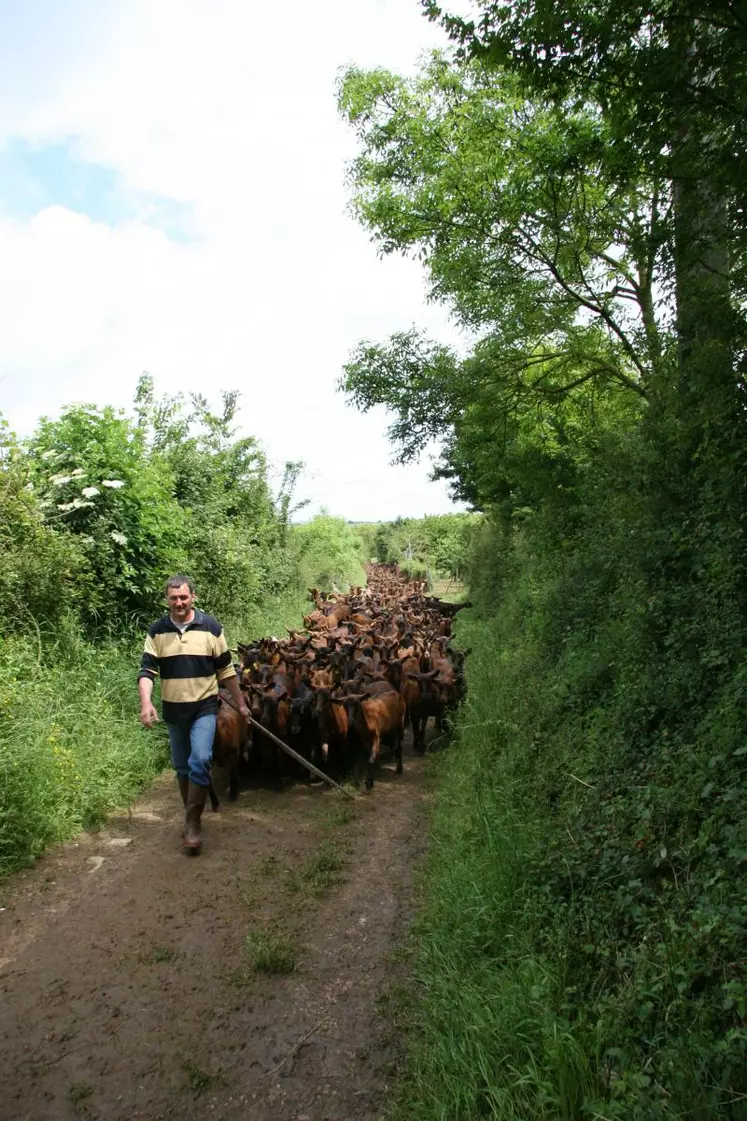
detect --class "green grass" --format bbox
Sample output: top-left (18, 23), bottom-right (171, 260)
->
top-left (245, 926), bottom-right (297, 974)
top-left (430, 577), bottom-right (468, 604)
top-left (290, 840), bottom-right (346, 898)
top-left (321, 800), bottom-right (356, 829)
top-left (222, 587), bottom-right (311, 649)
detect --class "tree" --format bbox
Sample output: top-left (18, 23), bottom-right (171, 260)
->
top-left (132, 374), bottom-right (300, 616)
top-left (338, 53), bottom-right (673, 509)
top-left (339, 56), bottom-right (672, 401)
top-left (423, 0), bottom-right (747, 432)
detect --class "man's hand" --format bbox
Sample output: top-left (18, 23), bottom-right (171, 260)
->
top-left (140, 702), bottom-right (160, 729)
top-left (223, 673), bottom-right (250, 722)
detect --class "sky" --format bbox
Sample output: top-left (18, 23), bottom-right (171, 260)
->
top-left (0, 0), bottom-right (471, 521)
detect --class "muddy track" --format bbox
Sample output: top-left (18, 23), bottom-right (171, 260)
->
top-left (0, 743), bottom-right (427, 1121)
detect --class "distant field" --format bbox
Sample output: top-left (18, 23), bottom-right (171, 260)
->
top-left (430, 578), bottom-right (468, 603)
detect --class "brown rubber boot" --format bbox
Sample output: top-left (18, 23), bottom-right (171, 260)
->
top-left (177, 775), bottom-right (189, 808)
top-left (183, 782), bottom-right (207, 853)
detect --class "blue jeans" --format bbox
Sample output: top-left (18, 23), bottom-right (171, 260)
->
top-left (167, 713), bottom-right (217, 787)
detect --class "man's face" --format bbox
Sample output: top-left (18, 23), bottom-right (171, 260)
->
top-left (166, 583), bottom-right (195, 621)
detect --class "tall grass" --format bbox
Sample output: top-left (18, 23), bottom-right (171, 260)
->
top-left (0, 619), bottom-right (169, 877)
top-left (399, 611), bottom-right (596, 1120)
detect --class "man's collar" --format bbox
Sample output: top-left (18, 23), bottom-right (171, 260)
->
top-left (167, 608), bottom-right (203, 629)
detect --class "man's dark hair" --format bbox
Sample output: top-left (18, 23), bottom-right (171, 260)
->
top-left (164, 574), bottom-right (195, 596)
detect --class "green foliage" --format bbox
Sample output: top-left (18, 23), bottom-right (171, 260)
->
top-left (339, 56), bottom-right (668, 401)
top-left (292, 513), bottom-right (366, 592)
top-left (354, 514), bottom-right (481, 583)
top-left (127, 375), bottom-right (297, 622)
top-left (429, 0), bottom-right (747, 238)
top-left (0, 419), bottom-right (90, 628)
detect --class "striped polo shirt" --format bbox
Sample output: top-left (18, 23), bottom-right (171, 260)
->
top-left (138, 609), bottom-right (236, 724)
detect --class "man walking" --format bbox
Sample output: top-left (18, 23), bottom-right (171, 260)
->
top-left (138, 575), bottom-right (250, 853)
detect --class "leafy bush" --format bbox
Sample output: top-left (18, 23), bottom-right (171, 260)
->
top-left (26, 404), bottom-right (185, 626)
top-left (0, 420), bottom-right (90, 628)
top-left (292, 513), bottom-right (366, 592)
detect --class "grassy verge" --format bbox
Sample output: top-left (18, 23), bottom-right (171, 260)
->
top-left (397, 601), bottom-right (747, 1120)
top-left (0, 620), bottom-right (168, 878)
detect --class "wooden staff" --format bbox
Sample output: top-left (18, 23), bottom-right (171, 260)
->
top-left (220, 695), bottom-right (354, 800)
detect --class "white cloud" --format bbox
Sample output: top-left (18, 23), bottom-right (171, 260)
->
top-left (0, 0), bottom-right (468, 520)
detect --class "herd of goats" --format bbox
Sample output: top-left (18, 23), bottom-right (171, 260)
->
top-left (211, 564), bottom-right (469, 797)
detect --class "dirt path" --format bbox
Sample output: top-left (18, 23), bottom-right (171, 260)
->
top-left (0, 746), bottom-right (427, 1121)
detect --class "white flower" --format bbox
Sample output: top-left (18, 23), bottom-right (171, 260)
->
top-left (101, 479), bottom-right (125, 489)
top-left (41, 450), bottom-right (58, 461)
top-left (51, 474), bottom-right (72, 486)
top-left (71, 468), bottom-right (86, 478)
top-left (110, 531), bottom-right (128, 545)
top-left (58, 499), bottom-right (93, 512)
top-left (81, 486), bottom-right (100, 498)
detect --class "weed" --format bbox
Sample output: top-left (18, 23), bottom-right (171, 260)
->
top-left (68, 1082), bottom-right (93, 1113)
top-left (258, 854), bottom-right (281, 876)
top-left (385, 942), bottom-right (412, 967)
top-left (151, 944), bottom-right (178, 964)
top-left (225, 965), bottom-right (253, 987)
top-left (0, 630), bottom-right (170, 880)
top-left (183, 1062), bottom-right (221, 1098)
top-left (245, 926), bottom-right (296, 974)
top-left (238, 883), bottom-right (261, 908)
top-left (283, 868), bottom-right (302, 894)
top-left (298, 840), bottom-right (346, 898)
top-left (136, 942), bottom-right (178, 965)
top-left (322, 801), bottom-right (355, 828)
